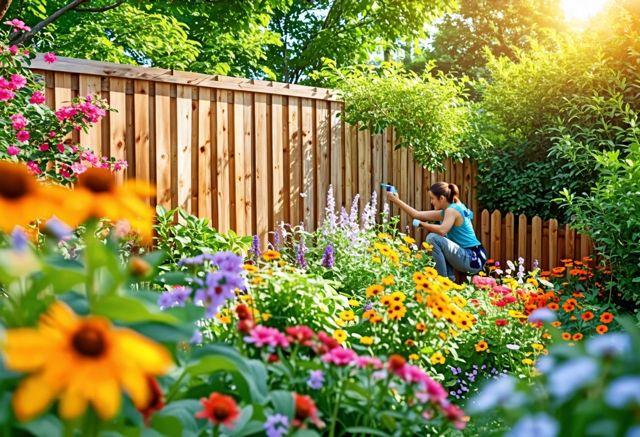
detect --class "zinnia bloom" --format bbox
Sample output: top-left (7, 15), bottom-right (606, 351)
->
top-left (195, 392), bottom-right (240, 428)
top-left (600, 312), bottom-right (614, 324)
top-left (293, 394), bottom-right (324, 428)
top-left (2, 301), bottom-right (172, 421)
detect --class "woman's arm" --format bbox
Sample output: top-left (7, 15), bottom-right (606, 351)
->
top-left (386, 192), bottom-right (442, 221)
top-left (419, 208), bottom-right (457, 236)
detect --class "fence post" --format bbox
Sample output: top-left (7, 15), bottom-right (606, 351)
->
top-left (490, 210), bottom-right (502, 265)
top-left (532, 216), bottom-right (543, 270)
top-left (548, 219), bottom-right (558, 269)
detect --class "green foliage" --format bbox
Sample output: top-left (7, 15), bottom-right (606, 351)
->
top-left (153, 205), bottom-right (252, 271)
top-left (314, 61), bottom-right (471, 171)
top-left (559, 144), bottom-right (640, 309)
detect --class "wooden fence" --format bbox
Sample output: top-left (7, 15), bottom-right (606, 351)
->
top-left (30, 55), bottom-right (592, 269)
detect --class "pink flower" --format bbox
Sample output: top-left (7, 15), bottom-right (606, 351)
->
top-left (71, 162), bottom-right (87, 174)
top-left (0, 89), bottom-right (14, 101)
top-left (442, 402), bottom-right (467, 430)
top-left (29, 91), bottom-right (46, 104)
top-left (472, 275), bottom-right (497, 289)
top-left (60, 168), bottom-right (71, 178)
top-left (39, 143), bottom-right (50, 152)
top-left (321, 347), bottom-right (357, 366)
top-left (0, 77), bottom-right (11, 88)
top-left (10, 74), bottom-right (27, 90)
top-left (16, 130), bottom-right (30, 142)
top-left (7, 145), bottom-right (20, 156)
top-left (398, 364), bottom-right (430, 385)
top-left (55, 105), bottom-right (79, 122)
top-left (424, 378), bottom-right (448, 403)
top-left (48, 131), bottom-right (57, 138)
top-left (8, 45), bottom-right (19, 55)
top-left (354, 356), bottom-right (383, 369)
top-left (56, 143), bottom-right (65, 153)
top-left (492, 285), bottom-right (512, 295)
top-left (10, 114), bottom-right (28, 130)
top-left (113, 159), bottom-right (128, 171)
top-left (244, 326), bottom-right (289, 349)
top-left (4, 19), bottom-right (30, 32)
top-left (27, 161), bottom-right (41, 175)
top-left (43, 52), bottom-right (57, 64)
top-left (286, 325), bottom-right (315, 346)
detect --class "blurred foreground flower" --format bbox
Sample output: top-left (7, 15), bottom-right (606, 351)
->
top-left (1, 301), bottom-right (172, 421)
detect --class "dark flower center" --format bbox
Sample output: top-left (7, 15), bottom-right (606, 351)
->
top-left (72, 327), bottom-right (106, 357)
top-left (212, 404), bottom-right (231, 420)
top-left (0, 164), bottom-right (32, 200)
top-left (77, 168), bottom-right (116, 193)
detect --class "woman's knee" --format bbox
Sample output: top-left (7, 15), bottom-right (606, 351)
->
top-left (426, 233), bottom-right (445, 245)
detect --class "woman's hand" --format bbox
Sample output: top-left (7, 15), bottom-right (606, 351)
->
top-left (385, 191), bottom-right (399, 203)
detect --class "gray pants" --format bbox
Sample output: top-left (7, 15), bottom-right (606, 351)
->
top-left (426, 233), bottom-right (482, 281)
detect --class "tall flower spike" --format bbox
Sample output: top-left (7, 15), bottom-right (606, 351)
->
top-left (325, 184), bottom-right (336, 230)
top-left (296, 236), bottom-right (307, 270)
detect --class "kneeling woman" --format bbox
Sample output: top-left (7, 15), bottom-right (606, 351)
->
top-left (387, 182), bottom-right (487, 281)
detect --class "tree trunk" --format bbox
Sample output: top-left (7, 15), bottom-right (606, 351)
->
top-left (0, 0), bottom-right (13, 21)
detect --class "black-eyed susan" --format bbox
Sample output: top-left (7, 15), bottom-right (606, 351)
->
top-left (572, 333), bottom-right (584, 341)
top-left (379, 295), bottom-right (393, 306)
top-left (243, 264), bottom-right (258, 273)
top-left (416, 322), bottom-right (427, 333)
top-left (424, 266), bottom-right (438, 278)
top-left (339, 310), bottom-right (356, 322)
top-left (365, 284), bottom-right (384, 298)
top-left (561, 332), bottom-right (571, 341)
top-left (404, 339), bottom-right (416, 347)
top-left (73, 168), bottom-right (155, 242)
top-left (387, 304), bottom-right (407, 321)
top-left (475, 341), bottom-right (488, 352)
top-left (262, 250), bottom-right (280, 261)
top-left (381, 275), bottom-right (395, 286)
top-left (1, 301), bottom-right (172, 421)
top-left (332, 329), bottom-right (347, 344)
top-left (430, 352), bottom-right (445, 365)
top-left (0, 161), bottom-right (73, 232)
top-left (390, 291), bottom-right (406, 303)
top-left (413, 271), bottom-right (427, 284)
top-left (362, 309), bottom-right (378, 320)
top-left (408, 353), bottom-right (420, 361)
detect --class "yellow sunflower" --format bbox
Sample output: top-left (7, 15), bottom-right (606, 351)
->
top-left (402, 236), bottom-right (416, 245)
top-left (243, 264), bottom-right (259, 273)
top-left (381, 275), bottom-right (395, 286)
top-left (387, 303), bottom-right (407, 320)
top-left (365, 284), bottom-right (384, 298)
top-left (390, 291), bottom-right (406, 303)
top-left (262, 250), bottom-right (280, 261)
top-left (424, 267), bottom-right (438, 278)
top-left (0, 161), bottom-right (76, 233)
top-left (359, 336), bottom-right (374, 346)
top-left (339, 310), bottom-right (356, 322)
top-left (1, 301), bottom-right (172, 422)
top-left (332, 329), bottom-right (347, 344)
top-left (430, 352), bottom-right (445, 365)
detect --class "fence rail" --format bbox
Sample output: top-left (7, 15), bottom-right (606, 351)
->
top-left (31, 55), bottom-right (593, 270)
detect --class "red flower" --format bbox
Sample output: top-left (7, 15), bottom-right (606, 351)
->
top-left (495, 319), bottom-right (508, 327)
top-left (237, 319), bottom-right (255, 334)
top-left (316, 331), bottom-right (339, 354)
top-left (286, 325), bottom-right (315, 346)
top-left (195, 393), bottom-right (240, 428)
top-left (236, 304), bottom-right (252, 321)
top-left (137, 377), bottom-right (165, 425)
top-left (387, 354), bottom-right (406, 373)
top-left (293, 393), bottom-right (325, 428)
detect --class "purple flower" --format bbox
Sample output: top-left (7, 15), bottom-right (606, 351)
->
top-left (321, 244), bottom-right (335, 268)
top-left (506, 413), bottom-right (558, 437)
top-left (533, 259), bottom-right (539, 269)
top-left (45, 217), bottom-right (73, 240)
top-left (273, 227), bottom-right (281, 251)
top-left (264, 414), bottom-right (289, 437)
top-left (10, 227), bottom-right (28, 252)
top-left (586, 333), bottom-right (631, 358)
top-left (250, 234), bottom-right (261, 258)
top-left (528, 308), bottom-right (557, 323)
top-left (177, 253), bottom-right (215, 267)
top-left (325, 185), bottom-right (337, 230)
top-left (212, 251), bottom-right (244, 273)
top-left (307, 370), bottom-right (324, 389)
top-left (190, 329), bottom-right (203, 345)
top-left (548, 357), bottom-right (599, 400)
top-left (296, 237), bottom-right (307, 270)
top-left (194, 270), bottom-right (244, 318)
top-left (158, 287), bottom-right (191, 310)
top-left (605, 376), bottom-right (640, 408)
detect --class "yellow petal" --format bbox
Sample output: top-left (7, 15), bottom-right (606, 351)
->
top-left (89, 375), bottom-right (121, 420)
top-left (119, 370), bottom-right (149, 408)
top-left (39, 301), bottom-right (78, 334)
top-left (12, 375), bottom-right (58, 422)
top-left (3, 329), bottom-right (53, 372)
top-left (58, 389), bottom-right (88, 420)
top-left (113, 331), bottom-right (172, 375)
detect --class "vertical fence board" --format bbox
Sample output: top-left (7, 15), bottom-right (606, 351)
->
top-left (490, 210), bottom-right (502, 264)
top-left (255, 93), bottom-right (269, 245)
top-left (133, 81), bottom-right (150, 182)
top-left (216, 90), bottom-right (231, 233)
top-left (176, 85), bottom-right (192, 213)
top-left (549, 219), bottom-right (559, 269)
top-left (108, 78), bottom-right (127, 182)
top-left (288, 97), bottom-right (301, 226)
top-left (565, 224), bottom-right (575, 261)
top-left (505, 212), bottom-right (515, 262)
top-left (532, 216), bottom-right (543, 269)
top-left (197, 88), bottom-right (212, 221)
top-left (316, 100), bottom-right (330, 220)
top-left (155, 83), bottom-right (172, 208)
top-left (272, 95), bottom-right (285, 230)
top-left (301, 98), bottom-right (314, 230)
top-left (233, 92), bottom-right (247, 235)
top-left (79, 75), bottom-right (102, 155)
top-left (330, 102), bottom-right (343, 209)
top-left (481, 210), bottom-right (490, 252)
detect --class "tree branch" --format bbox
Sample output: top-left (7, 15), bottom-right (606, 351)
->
top-left (8, 0), bottom-right (89, 46)
top-left (76, 0), bottom-right (126, 13)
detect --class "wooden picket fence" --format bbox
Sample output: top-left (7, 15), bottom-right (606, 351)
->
top-left (476, 210), bottom-right (593, 271)
top-left (30, 55), bottom-right (593, 268)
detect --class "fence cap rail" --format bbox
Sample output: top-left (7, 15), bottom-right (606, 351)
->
top-left (31, 54), bottom-right (341, 101)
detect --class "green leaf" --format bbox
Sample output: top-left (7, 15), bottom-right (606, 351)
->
top-left (93, 294), bottom-right (177, 324)
top-left (344, 427), bottom-right (391, 436)
top-left (269, 391), bottom-right (294, 421)
top-left (16, 414), bottom-right (63, 437)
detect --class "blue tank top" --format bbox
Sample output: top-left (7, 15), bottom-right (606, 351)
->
top-left (440, 203), bottom-right (481, 248)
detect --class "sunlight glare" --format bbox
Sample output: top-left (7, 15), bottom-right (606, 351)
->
top-left (562, 0), bottom-right (608, 21)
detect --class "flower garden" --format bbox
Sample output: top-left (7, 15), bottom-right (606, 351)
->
top-left (2, 5), bottom-right (640, 437)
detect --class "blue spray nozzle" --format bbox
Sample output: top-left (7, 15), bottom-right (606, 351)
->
top-left (412, 219), bottom-right (422, 227)
top-left (380, 183), bottom-right (397, 193)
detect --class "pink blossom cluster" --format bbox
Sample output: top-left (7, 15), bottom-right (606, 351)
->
top-left (0, 73), bottom-right (27, 101)
top-left (55, 97), bottom-right (107, 125)
top-left (4, 19), bottom-right (30, 32)
top-left (472, 275), bottom-right (497, 289)
top-left (244, 326), bottom-right (290, 349)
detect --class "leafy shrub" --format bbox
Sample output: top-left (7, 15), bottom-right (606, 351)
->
top-left (312, 60), bottom-right (471, 171)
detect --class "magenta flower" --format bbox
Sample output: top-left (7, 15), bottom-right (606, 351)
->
top-left (39, 143), bottom-right (50, 152)
top-left (10, 74), bottom-right (27, 90)
top-left (7, 145), bottom-right (20, 156)
top-left (244, 326), bottom-right (290, 349)
top-left (321, 347), bottom-right (357, 366)
top-left (472, 275), bottom-right (497, 289)
top-left (354, 356), bottom-right (383, 369)
top-left (43, 52), bottom-right (57, 64)
top-left (10, 114), bottom-right (28, 130)
top-left (8, 45), bottom-right (18, 55)
top-left (29, 91), bottom-right (46, 104)
top-left (26, 161), bottom-right (41, 175)
top-left (4, 19), bottom-right (30, 32)
top-left (0, 89), bottom-right (14, 101)
top-left (56, 143), bottom-right (65, 153)
top-left (16, 130), bottom-right (30, 143)
top-left (71, 162), bottom-right (87, 174)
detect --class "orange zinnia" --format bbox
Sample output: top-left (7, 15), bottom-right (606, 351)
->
top-left (596, 325), bottom-right (608, 334)
top-left (561, 332), bottom-right (571, 341)
top-left (572, 333), bottom-right (584, 341)
top-left (600, 312), bottom-right (614, 324)
top-left (475, 341), bottom-right (488, 352)
top-left (547, 302), bottom-right (559, 311)
top-left (581, 311), bottom-right (594, 321)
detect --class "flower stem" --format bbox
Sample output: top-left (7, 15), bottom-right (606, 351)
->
top-left (328, 377), bottom-right (345, 437)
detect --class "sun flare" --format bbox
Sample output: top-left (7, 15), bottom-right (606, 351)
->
top-left (562, 0), bottom-right (608, 21)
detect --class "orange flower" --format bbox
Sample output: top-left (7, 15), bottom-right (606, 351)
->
top-left (551, 267), bottom-right (566, 276)
top-left (475, 341), bottom-right (488, 352)
top-left (581, 311), bottom-right (594, 321)
top-left (561, 332), bottom-right (571, 341)
top-left (541, 271), bottom-right (551, 277)
top-left (416, 322), bottom-right (427, 333)
top-left (195, 392), bottom-right (240, 428)
top-left (561, 258), bottom-right (573, 264)
top-left (547, 302), bottom-right (559, 311)
top-left (600, 312), bottom-right (614, 324)
top-left (596, 325), bottom-right (608, 334)
top-left (366, 284), bottom-right (384, 298)
top-left (572, 333), bottom-right (584, 341)
top-left (562, 303), bottom-right (575, 312)
top-left (551, 321), bottom-right (562, 328)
